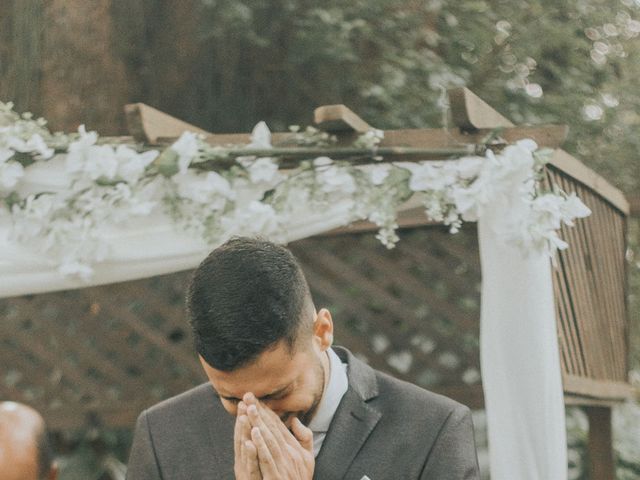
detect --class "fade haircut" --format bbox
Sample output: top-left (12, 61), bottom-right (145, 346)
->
top-left (187, 237), bottom-right (314, 371)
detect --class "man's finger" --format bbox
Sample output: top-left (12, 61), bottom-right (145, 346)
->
top-left (234, 414), bottom-right (246, 460)
top-left (254, 402), bottom-right (289, 447)
top-left (291, 417), bottom-right (314, 453)
top-left (251, 426), bottom-right (279, 478)
top-left (247, 404), bottom-right (285, 462)
top-left (242, 439), bottom-right (261, 480)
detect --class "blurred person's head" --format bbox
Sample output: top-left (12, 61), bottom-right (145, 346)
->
top-left (188, 237), bottom-right (334, 427)
top-left (0, 402), bottom-right (57, 480)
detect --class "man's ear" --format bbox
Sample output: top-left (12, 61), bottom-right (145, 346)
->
top-left (312, 308), bottom-right (334, 351)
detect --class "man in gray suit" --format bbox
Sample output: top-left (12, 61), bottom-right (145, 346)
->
top-left (127, 237), bottom-right (480, 479)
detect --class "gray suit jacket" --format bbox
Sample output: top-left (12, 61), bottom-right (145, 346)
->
top-left (126, 347), bottom-right (480, 479)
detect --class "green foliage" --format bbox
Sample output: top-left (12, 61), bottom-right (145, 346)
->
top-left (198, 0), bottom-right (639, 196)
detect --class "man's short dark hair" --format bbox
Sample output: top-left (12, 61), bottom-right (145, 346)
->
top-left (187, 237), bottom-right (314, 371)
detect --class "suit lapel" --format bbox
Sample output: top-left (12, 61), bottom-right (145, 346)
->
top-left (313, 348), bottom-right (382, 480)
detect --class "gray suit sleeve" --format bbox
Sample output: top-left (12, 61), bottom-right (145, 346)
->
top-left (126, 410), bottom-right (163, 480)
top-left (420, 405), bottom-right (480, 480)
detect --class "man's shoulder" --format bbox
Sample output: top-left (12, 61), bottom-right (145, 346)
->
top-left (337, 346), bottom-right (469, 419)
top-left (373, 367), bottom-right (468, 418)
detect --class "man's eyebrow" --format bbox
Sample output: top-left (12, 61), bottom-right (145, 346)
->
top-left (219, 384), bottom-right (291, 402)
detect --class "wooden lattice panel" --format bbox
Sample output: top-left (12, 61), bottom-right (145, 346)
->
top-left (546, 165), bottom-right (629, 397)
top-left (0, 226), bottom-right (484, 429)
top-left (0, 273), bottom-right (205, 429)
top-left (291, 226), bottom-right (484, 407)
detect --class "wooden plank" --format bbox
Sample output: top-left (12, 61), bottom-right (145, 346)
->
top-left (588, 192), bottom-right (627, 379)
top-left (380, 125), bottom-right (568, 150)
top-left (143, 124), bottom-right (571, 151)
top-left (0, 339), bottom-right (79, 405)
top-left (554, 252), bottom-right (589, 377)
top-left (549, 150), bottom-right (629, 215)
top-left (585, 406), bottom-right (615, 480)
top-left (104, 290), bottom-right (204, 380)
top-left (629, 194), bottom-right (640, 217)
top-left (17, 299), bottom-right (146, 395)
top-left (297, 246), bottom-right (476, 335)
top-left (74, 290), bottom-right (194, 395)
top-left (562, 374), bottom-right (634, 400)
top-left (563, 395), bottom-right (619, 407)
top-left (351, 241), bottom-right (479, 331)
top-left (558, 175), bottom-right (609, 380)
top-left (314, 104), bottom-right (372, 133)
top-left (553, 277), bottom-right (581, 377)
top-left (448, 87), bottom-right (514, 130)
top-left (326, 207), bottom-right (437, 235)
top-left (0, 323), bottom-right (103, 404)
top-left (546, 170), bottom-right (593, 376)
top-left (124, 103), bottom-right (210, 144)
top-left (571, 183), bottom-right (618, 380)
top-left (581, 183), bottom-right (627, 381)
top-left (293, 238), bottom-right (479, 378)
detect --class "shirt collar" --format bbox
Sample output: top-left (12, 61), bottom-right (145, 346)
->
top-left (308, 347), bottom-right (349, 434)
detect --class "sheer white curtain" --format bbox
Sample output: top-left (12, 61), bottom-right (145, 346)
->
top-left (478, 195), bottom-right (567, 479)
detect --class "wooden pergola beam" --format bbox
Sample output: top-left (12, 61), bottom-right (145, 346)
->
top-left (449, 87), bottom-right (515, 130)
top-left (628, 194), bottom-right (640, 218)
top-left (124, 103), bottom-right (210, 144)
top-left (549, 149), bottom-right (630, 215)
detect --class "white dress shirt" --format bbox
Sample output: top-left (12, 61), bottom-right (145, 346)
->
top-left (307, 347), bottom-right (349, 457)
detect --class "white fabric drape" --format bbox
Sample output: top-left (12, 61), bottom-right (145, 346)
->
top-left (478, 195), bottom-right (567, 479)
top-left (0, 206), bottom-right (356, 298)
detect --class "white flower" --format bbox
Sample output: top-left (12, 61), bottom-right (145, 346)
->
top-left (66, 126), bottom-right (119, 181)
top-left (368, 164), bottom-right (390, 185)
top-left (0, 148), bottom-right (13, 163)
top-left (248, 121), bottom-right (272, 149)
top-left (7, 133), bottom-right (54, 159)
top-left (87, 145), bottom-right (118, 180)
top-left (489, 142), bottom-right (536, 188)
top-left (10, 194), bottom-right (58, 239)
top-left (0, 160), bottom-right (24, 189)
top-left (247, 157), bottom-right (281, 184)
top-left (173, 170), bottom-right (234, 207)
top-left (171, 131), bottom-right (200, 174)
top-left (354, 129), bottom-right (384, 149)
top-left (454, 156), bottom-right (483, 180)
top-left (221, 200), bottom-right (279, 237)
top-left (114, 145), bottom-right (158, 184)
top-left (408, 162), bottom-right (456, 191)
top-left (318, 165), bottom-right (356, 193)
top-left (58, 260), bottom-right (94, 281)
top-left (559, 192), bottom-right (591, 226)
top-left (313, 156), bottom-right (333, 167)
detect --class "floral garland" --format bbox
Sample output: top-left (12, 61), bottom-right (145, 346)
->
top-left (0, 102), bottom-right (590, 279)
